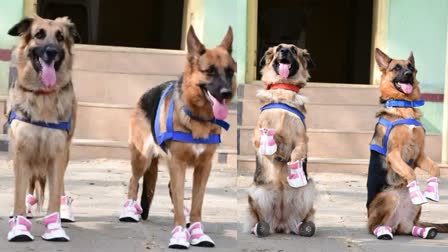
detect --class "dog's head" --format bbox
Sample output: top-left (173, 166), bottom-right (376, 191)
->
top-left (183, 26), bottom-right (236, 120)
top-left (260, 44), bottom-right (314, 87)
top-left (8, 16), bottom-right (80, 90)
top-left (375, 48), bottom-right (421, 101)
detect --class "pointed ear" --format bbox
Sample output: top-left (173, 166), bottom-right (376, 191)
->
top-left (408, 51), bottom-right (415, 65)
top-left (303, 50), bottom-right (316, 70)
top-left (375, 48), bottom-right (392, 71)
top-left (259, 47), bottom-right (275, 69)
top-left (68, 23), bottom-right (81, 43)
top-left (8, 17), bottom-right (34, 37)
top-left (219, 26), bottom-right (233, 54)
top-left (187, 26), bottom-right (205, 57)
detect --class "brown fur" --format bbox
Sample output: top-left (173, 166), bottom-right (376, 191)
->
top-left (126, 26), bottom-right (236, 226)
top-left (246, 44), bottom-right (317, 234)
top-left (367, 48), bottom-right (447, 235)
top-left (8, 16), bottom-right (78, 216)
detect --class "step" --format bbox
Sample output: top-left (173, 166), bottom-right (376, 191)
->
top-left (237, 155), bottom-right (448, 176)
top-left (240, 98), bottom-right (379, 130)
top-left (238, 127), bottom-right (442, 161)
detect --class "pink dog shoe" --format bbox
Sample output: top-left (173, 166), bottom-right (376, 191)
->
top-left (8, 216), bottom-right (34, 242)
top-left (26, 194), bottom-right (38, 218)
top-left (42, 212), bottom-right (70, 241)
top-left (412, 226), bottom-right (438, 239)
top-left (258, 128), bottom-right (277, 155)
top-left (119, 199), bottom-right (143, 222)
top-left (60, 195), bottom-right (75, 222)
top-left (373, 225), bottom-right (393, 240)
top-left (424, 177), bottom-right (440, 202)
top-left (287, 160), bottom-right (307, 188)
top-left (169, 225), bottom-right (190, 249)
top-left (188, 222), bottom-right (215, 247)
top-left (407, 181), bottom-right (427, 205)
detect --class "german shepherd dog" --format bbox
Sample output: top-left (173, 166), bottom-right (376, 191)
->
top-left (246, 44), bottom-right (317, 237)
top-left (6, 16), bottom-right (80, 242)
top-left (367, 48), bottom-right (448, 240)
top-left (119, 26), bottom-right (235, 249)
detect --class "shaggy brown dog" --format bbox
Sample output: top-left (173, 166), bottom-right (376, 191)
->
top-left (246, 44), bottom-right (317, 237)
top-left (120, 26), bottom-right (236, 249)
top-left (7, 16), bottom-right (80, 242)
top-left (367, 48), bottom-right (448, 240)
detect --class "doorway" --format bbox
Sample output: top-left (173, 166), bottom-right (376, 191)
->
top-left (257, 0), bottom-right (373, 84)
top-left (37, 0), bottom-right (185, 50)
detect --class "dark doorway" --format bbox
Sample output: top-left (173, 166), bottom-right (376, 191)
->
top-left (257, 0), bottom-right (373, 84)
top-left (37, 0), bottom-right (184, 50)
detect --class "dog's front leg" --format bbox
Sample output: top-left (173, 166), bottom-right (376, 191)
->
top-left (416, 153), bottom-right (440, 202)
top-left (287, 138), bottom-right (308, 188)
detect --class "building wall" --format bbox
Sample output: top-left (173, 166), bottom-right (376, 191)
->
top-left (387, 0), bottom-right (448, 132)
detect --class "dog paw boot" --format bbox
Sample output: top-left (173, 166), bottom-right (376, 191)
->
top-left (287, 160), bottom-right (308, 188)
top-left (251, 221), bottom-right (270, 237)
top-left (60, 195), bottom-right (75, 222)
top-left (374, 225), bottom-right (393, 240)
top-left (407, 181), bottom-right (428, 205)
top-left (297, 221), bottom-right (316, 237)
top-left (168, 225), bottom-right (190, 249)
top-left (258, 128), bottom-right (277, 155)
top-left (424, 177), bottom-right (440, 202)
top-left (119, 199), bottom-right (142, 222)
top-left (7, 216), bottom-right (34, 242)
top-left (412, 226), bottom-right (438, 239)
top-left (25, 194), bottom-right (38, 219)
top-left (188, 222), bottom-right (215, 247)
top-left (42, 212), bottom-right (70, 241)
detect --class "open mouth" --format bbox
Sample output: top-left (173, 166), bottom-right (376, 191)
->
top-left (276, 58), bottom-right (292, 79)
top-left (31, 48), bottom-right (63, 88)
top-left (200, 86), bottom-right (229, 120)
top-left (394, 81), bottom-right (413, 94)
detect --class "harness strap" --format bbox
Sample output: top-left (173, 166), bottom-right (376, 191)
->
top-left (384, 99), bottom-right (425, 108)
top-left (8, 111), bottom-right (71, 132)
top-left (370, 117), bottom-right (423, 156)
top-left (260, 103), bottom-right (305, 122)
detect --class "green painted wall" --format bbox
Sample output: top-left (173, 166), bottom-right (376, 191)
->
top-left (203, 0), bottom-right (247, 84)
top-left (388, 0), bottom-right (448, 132)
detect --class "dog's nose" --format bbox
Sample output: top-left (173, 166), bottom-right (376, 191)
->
top-left (404, 70), bottom-right (412, 78)
top-left (220, 87), bottom-right (233, 99)
top-left (43, 45), bottom-right (59, 62)
top-left (279, 47), bottom-right (289, 55)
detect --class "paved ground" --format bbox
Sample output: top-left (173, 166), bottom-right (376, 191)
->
top-left (0, 157), bottom-right (447, 251)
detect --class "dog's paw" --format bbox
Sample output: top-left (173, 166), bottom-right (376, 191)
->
top-left (251, 221), bottom-right (270, 238)
top-left (297, 221), bottom-right (315, 237)
top-left (258, 128), bottom-right (277, 156)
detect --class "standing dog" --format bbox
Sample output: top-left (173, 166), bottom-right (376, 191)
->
top-left (6, 16), bottom-right (80, 241)
top-left (367, 48), bottom-right (448, 240)
top-left (246, 44), bottom-right (317, 237)
top-left (119, 26), bottom-right (236, 249)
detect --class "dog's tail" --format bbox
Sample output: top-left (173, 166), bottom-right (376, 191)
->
top-left (418, 222), bottom-right (448, 233)
top-left (140, 158), bottom-right (159, 220)
top-left (35, 176), bottom-right (46, 213)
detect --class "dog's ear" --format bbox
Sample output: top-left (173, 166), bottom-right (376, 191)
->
top-left (408, 51), bottom-right (415, 65)
top-left (259, 47), bottom-right (275, 69)
top-left (375, 48), bottom-right (392, 71)
top-left (219, 26), bottom-right (233, 54)
top-left (187, 26), bottom-right (205, 58)
top-left (8, 17), bottom-right (34, 37)
top-left (303, 50), bottom-right (315, 70)
top-left (56, 16), bottom-right (82, 43)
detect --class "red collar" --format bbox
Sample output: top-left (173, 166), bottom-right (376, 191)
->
top-left (20, 86), bottom-right (57, 95)
top-left (267, 83), bottom-right (301, 93)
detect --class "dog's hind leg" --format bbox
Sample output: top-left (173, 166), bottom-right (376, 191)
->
top-left (416, 153), bottom-right (440, 202)
top-left (247, 195), bottom-right (270, 238)
top-left (368, 191), bottom-right (400, 240)
top-left (140, 157), bottom-right (158, 220)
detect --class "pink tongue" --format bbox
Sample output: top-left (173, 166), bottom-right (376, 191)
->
top-left (279, 63), bottom-right (290, 79)
top-left (208, 92), bottom-right (229, 120)
top-left (39, 59), bottom-right (56, 87)
top-left (399, 83), bottom-right (413, 94)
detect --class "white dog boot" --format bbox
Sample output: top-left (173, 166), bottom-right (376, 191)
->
top-left (60, 195), bottom-right (75, 222)
top-left (168, 225), bottom-right (190, 249)
top-left (119, 199), bottom-right (142, 222)
top-left (188, 222), bottom-right (215, 247)
top-left (287, 160), bottom-right (307, 188)
top-left (8, 215), bottom-right (34, 242)
top-left (407, 181), bottom-right (428, 205)
top-left (412, 226), bottom-right (438, 239)
top-left (424, 177), bottom-right (440, 202)
top-left (258, 128), bottom-right (277, 155)
top-left (42, 212), bottom-right (70, 241)
top-left (25, 194), bottom-right (38, 219)
top-left (373, 225), bottom-right (393, 240)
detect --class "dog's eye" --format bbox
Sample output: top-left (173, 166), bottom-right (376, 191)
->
top-left (393, 65), bottom-right (402, 71)
top-left (276, 46), bottom-right (282, 52)
top-left (408, 64), bottom-right (414, 71)
top-left (56, 31), bottom-right (64, 42)
top-left (34, 29), bottom-right (46, 40)
top-left (205, 66), bottom-right (216, 76)
top-left (291, 47), bottom-right (297, 55)
top-left (225, 67), bottom-right (234, 76)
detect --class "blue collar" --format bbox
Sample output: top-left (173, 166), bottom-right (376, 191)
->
top-left (260, 103), bottom-right (305, 122)
top-left (8, 111), bottom-right (72, 132)
top-left (384, 99), bottom-right (425, 108)
top-left (155, 84), bottom-right (230, 149)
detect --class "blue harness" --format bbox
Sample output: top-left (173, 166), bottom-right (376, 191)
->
top-left (154, 84), bottom-right (230, 149)
top-left (260, 103), bottom-right (305, 123)
top-left (8, 110), bottom-right (72, 132)
top-left (370, 99), bottom-right (425, 156)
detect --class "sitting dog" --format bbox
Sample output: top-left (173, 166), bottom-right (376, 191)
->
top-left (246, 44), bottom-right (317, 237)
top-left (367, 48), bottom-right (448, 240)
top-left (7, 16), bottom-right (80, 242)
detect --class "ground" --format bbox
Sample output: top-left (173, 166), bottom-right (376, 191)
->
top-left (0, 156), bottom-right (447, 251)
